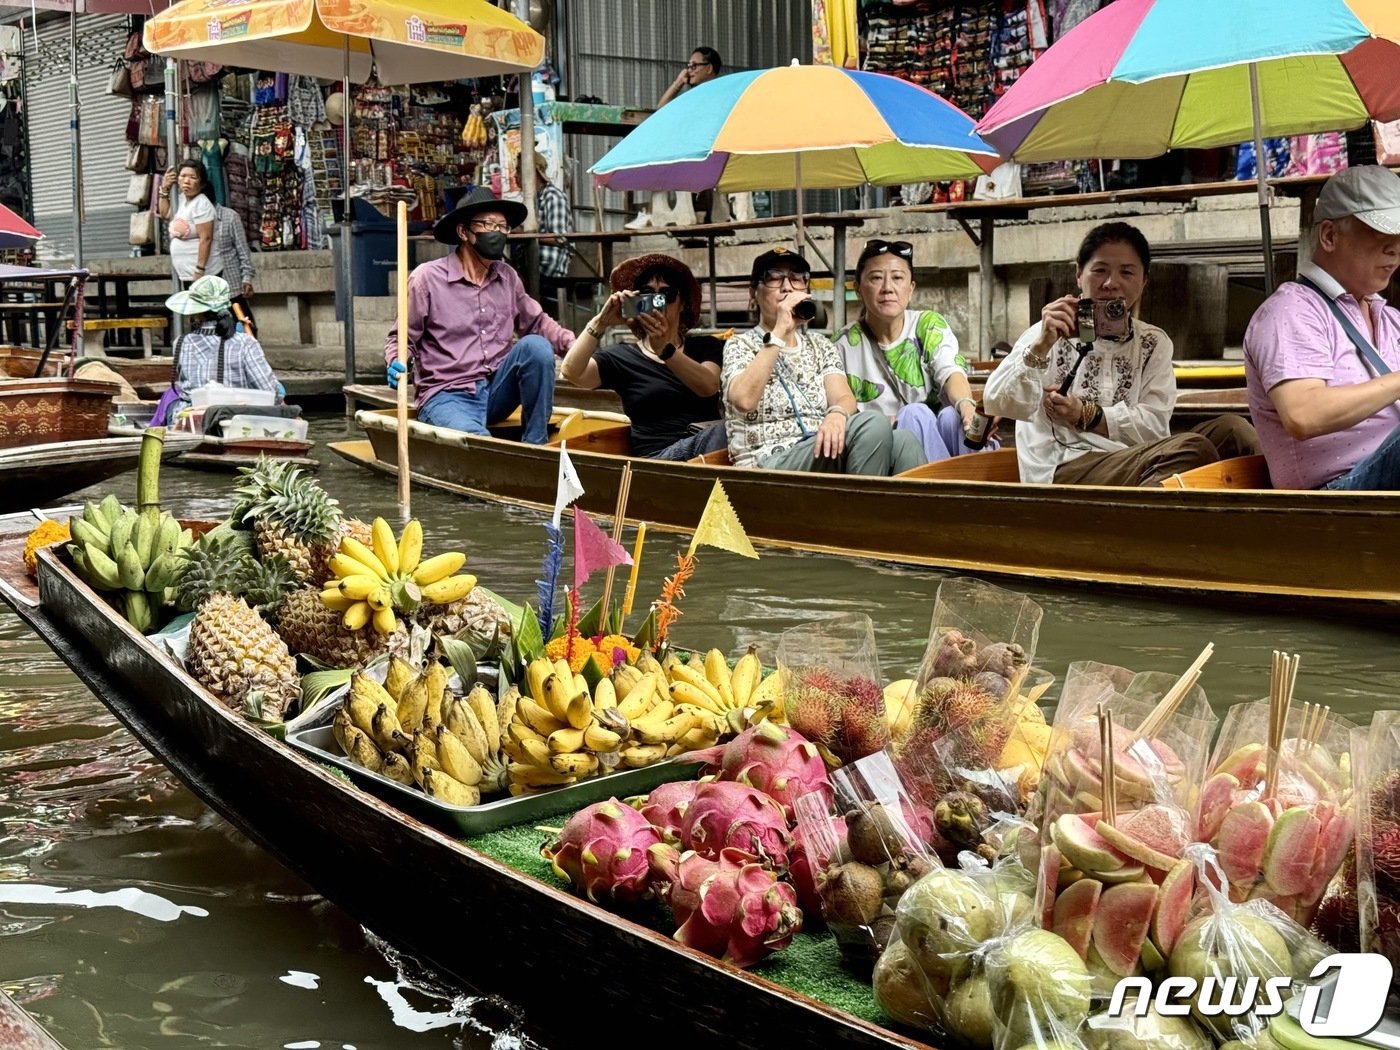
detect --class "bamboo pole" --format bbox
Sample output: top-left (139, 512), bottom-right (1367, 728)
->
top-left (395, 200), bottom-right (410, 520)
top-left (598, 464), bottom-right (633, 626)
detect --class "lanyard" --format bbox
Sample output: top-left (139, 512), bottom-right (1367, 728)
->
top-left (769, 338), bottom-right (821, 438)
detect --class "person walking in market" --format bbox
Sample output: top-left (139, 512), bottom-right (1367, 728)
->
top-left (384, 186), bottom-right (574, 444)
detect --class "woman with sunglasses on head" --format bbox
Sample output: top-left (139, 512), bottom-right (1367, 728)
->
top-left (722, 247), bottom-right (924, 476)
top-left (983, 221), bottom-right (1258, 486)
top-left (562, 254), bottom-right (726, 460)
top-left (841, 238), bottom-right (1000, 462)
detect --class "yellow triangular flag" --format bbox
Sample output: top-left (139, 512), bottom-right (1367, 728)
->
top-left (687, 480), bottom-right (758, 559)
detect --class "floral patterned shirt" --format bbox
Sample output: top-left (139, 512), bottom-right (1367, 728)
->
top-left (982, 319), bottom-right (1175, 484)
top-left (838, 309), bottom-right (967, 416)
top-left (721, 326), bottom-right (844, 468)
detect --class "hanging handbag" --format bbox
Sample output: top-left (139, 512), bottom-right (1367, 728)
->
top-left (108, 59), bottom-right (133, 98)
top-left (126, 173), bottom-right (152, 206)
top-left (129, 210), bottom-right (155, 246)
top-left (125, 143), bottom-right (149, 172)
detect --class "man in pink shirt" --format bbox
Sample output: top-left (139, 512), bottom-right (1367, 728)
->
top-left (1244, 165), bottom-right (1400, 489)
top-left (385, 186), bottom-right (574, 444)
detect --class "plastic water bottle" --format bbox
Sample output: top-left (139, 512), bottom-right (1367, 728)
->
top-left (753, 190), bottom-right (771, 217)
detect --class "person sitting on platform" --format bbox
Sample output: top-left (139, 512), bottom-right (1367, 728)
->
top-left (384, 186), bottom-right (574, 444)
top-left (1243, 165), bottom-right (1400, 490)
top-left (159, 274), bottom-right (282, 423)
top-left (561, 253), bottom-right (726, 460)
top-left (722, 247), bottom-right (924, 476)
top-left (839, 237), bottom-right (1000, 462)
top-left (984, 221), bottom-right (1258, 486)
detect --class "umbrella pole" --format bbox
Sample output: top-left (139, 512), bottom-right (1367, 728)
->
top-left (396, 199), bottom-right (410, 520)
top-left (1249, 62), bottom-right (1277, 295)
top-left (794, 153), bottom-right (804, 252)
top-left (342, 42), bottom-right (357, 418)
top-left (68, 13), bottom-right (81, 268)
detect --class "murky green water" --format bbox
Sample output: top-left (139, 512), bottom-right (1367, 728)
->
top-left (2, 414), bottom-right (1398, 1048)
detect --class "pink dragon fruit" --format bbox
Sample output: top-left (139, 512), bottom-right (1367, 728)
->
top-left (680, 780), bottom-right (793, 870)
top-left (648, 844), bottom-right (804, 968)
top-left (689, 721), bottom-right (832, 821)
top-left (542, 798), bottom-right (663, 903)
top-left (633, 780), bottom-right (702, 844)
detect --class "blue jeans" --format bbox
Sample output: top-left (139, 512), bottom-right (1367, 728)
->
top-left (1322, 424), bottom-right (1400, 490)
top-left (417, 336), bottom-right (556, 444)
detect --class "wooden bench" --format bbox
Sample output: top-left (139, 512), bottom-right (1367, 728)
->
top-left (68, 316), bottom-right (167, 358)
top-left (1161, 454), bottom-right (1271, 490)
top-left (688, 447), bottom-right (731, 466)
top-left (895, 448), bottom-right (1021, 482)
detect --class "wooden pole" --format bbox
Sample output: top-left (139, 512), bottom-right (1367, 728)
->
top-left (395, 200), bottom-right (410, 520)
top-left (599, 464), bottom-right (633, 627)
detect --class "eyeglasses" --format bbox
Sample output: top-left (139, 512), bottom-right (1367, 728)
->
top-left (862, 239), bottom-right (914, 260)
top-left (470, 220), bottom-right (512, 233)
top-left (634, 285), bottom-right (679, 303)
top-left (759, 269), bottom-right (810, 289)
top-left (685, 61), bottom-right (711, 70)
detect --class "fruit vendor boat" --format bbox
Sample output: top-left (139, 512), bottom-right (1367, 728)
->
top-left (0, 513), bottom-right (938, 1050)
top-left (331, 409), bottom-right (1400, 619)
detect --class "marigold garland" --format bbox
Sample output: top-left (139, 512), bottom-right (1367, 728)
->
top-left (652, 553), bottom-right (696, 651)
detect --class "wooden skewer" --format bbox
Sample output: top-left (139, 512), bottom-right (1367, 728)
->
top-left (1099, 702), bottom-right (1118, 827)
top-left (1264, 650), bottom-right (1300, 799)
top-left (1136, 642), bottom-right (1215, 741)
top-left (598, 464), bottom-right (634, 628)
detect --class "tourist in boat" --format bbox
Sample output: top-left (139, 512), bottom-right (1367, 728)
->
top-left (561, 254), bottom-right (726, 460)
top-left (159, 274), bottom-right (282, 423)
top-left (722, 247), bottom-right (924, 475)
top-left (839, 238), bottom-right (1000, 461)
top-left (1243, 165), bottom-right (1400, 490)
top-left (984, 222), bottom-right (1259, 486)
top-left (383, 187), bottom-right (574, 444)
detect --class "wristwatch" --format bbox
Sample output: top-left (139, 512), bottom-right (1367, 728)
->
top-left (761, 331), bottom-right (774, 347)
top-left (659, 342), bottom-right (677, 361)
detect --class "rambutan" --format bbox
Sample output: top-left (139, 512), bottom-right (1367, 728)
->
top-left (1370, 770), bottom-right (1400, 823)
top-left (1373, 820), bottom-right (1400, 897)
top-left (787, 690), bottom-right (839, 749)
top-left (833, 676), bottom-right (891, 763)
top-left (1311, 865), bottom-right (1360, 953)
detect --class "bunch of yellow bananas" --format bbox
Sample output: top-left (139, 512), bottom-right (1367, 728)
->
top-left (504, 657), bottom-right (620, 794)
top-left (460, 104), bottom-right (489, 148)
top-left (662, 646), bottom-right (785, 735)
top-left (334, 657), bottom-right (516, 807)
top-left (321, 518), bottom-right (475, 635)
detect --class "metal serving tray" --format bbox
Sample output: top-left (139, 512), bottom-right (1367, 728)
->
top-left (287, 724), bottom-right (701, 838)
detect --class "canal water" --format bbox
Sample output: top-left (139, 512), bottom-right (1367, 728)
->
top-left (2, 414), bottom-right (1397, 1049)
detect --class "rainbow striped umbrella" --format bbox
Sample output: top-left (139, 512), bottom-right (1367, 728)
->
top-left (975, 0), bottom-right (1400, 291)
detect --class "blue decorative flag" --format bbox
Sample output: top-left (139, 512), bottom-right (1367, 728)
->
top-left (535, 521), bottom-right (565, 638)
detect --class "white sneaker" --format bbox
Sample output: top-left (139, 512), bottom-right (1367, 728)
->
top-left (624, 210), bottom-right (653, 230)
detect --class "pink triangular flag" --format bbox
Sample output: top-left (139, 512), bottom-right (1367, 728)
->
top-left (573, 507), bottom-right (632, 593)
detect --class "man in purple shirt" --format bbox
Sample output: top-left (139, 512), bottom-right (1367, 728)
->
top-left (1243, 165), bottom-right (1400, 489)
top-left (385, 186), bottom-right (574, 444)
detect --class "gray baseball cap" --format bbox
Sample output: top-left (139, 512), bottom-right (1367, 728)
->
top-left (1314, 165), bottom-right (1400, 235)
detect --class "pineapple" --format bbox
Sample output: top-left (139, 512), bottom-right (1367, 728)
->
top-left (275, 587), bottom-right (411, 669)
top-left (187, 593), bottom-right (301, 722)
top-left (174, 528), bottom-right (299, 614)
top-left (231, 458), bottom-right (344, 585)
top-left (419, 590), bottom-right (513, 652)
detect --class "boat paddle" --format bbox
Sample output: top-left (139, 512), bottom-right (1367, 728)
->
top-left (395, 201), bottom-right (411, 521)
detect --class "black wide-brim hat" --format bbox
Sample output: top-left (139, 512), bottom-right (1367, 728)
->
top-left (433, 185), bottom-right (529, 245)
top-left (609, 253), bottom-right (703, 332)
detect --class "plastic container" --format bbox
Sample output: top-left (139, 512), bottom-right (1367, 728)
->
top-left (219, 414), bottom-right (309, 442)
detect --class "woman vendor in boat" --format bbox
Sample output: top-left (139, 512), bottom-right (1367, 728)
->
top-left (722, 247), bottom-right (924, 476)
top-left (839, 238), bottom-right (1000, 462)
top-left (157, 274), bottom-right (283, 424)
top-left (983, 222), bottom-right (1259, 486)
top-left (561, 254), bottom-right (727, 460)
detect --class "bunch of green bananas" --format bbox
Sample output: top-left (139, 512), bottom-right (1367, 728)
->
top-left (67, 494), bottom-right (194, 634)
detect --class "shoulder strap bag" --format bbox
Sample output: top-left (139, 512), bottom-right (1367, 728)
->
top-left (1296, 275), bottom-right (1392, 376)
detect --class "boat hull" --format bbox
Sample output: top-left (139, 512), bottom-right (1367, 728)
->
top-left (0, 436), bottom-right (192, 512)
top-left (12, 543), bottom-right (927, 1050)
top-left (338, 411), bottom-right (1400, 616)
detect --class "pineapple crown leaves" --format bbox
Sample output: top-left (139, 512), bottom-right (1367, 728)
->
top-left (175, 531), bottom-right (300, 614)
top-left (230, 456), bottom-right (342, 544)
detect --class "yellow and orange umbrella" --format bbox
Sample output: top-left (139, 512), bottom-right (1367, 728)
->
top-left (142, 0), bottom-right (543, 84)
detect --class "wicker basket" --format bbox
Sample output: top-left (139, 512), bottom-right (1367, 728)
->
top-left (0, 378), bottom-right (119, 449)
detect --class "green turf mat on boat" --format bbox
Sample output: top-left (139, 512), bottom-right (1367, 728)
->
top-left (463, 812), bottom-right (886, 1027)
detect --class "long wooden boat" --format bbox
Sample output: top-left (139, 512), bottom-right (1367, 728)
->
top-left (0, 435), bottom-right (197, 512)
top-left (332, 408), bottom-right (1400, 618)
top-left (344, 381), bottom-right (624, 416)
top-left (0, 523), bottom-right (931, 1050)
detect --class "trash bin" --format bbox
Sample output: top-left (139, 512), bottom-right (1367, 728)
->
top-left (329, 200), bottom-right (400, 320)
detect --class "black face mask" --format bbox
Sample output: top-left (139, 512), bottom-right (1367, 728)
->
top-left (473, 231), bottom-right (508, 260)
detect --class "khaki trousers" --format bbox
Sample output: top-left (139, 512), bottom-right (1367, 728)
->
top-left (1053, 415), bottom-right (1260, 487)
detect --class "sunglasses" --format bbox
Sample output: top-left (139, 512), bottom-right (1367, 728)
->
top-left (862, 239), bottom-right (914, 260)
top-left (632, 285), bottom-right (679, 303)
top-left (758, 269), bottom-right (810, 289)
top-left (685, 61), bottom-right (711, 70)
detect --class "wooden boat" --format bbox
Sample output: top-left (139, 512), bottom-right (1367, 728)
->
top-left (0, 522), bottom-right (932, 1050)
top-left (332, 408), bottom-right (1400, 617)
top-left (0, 435), bottom-right (195, 512)
top-left (344, 380), bottom-right (624, 416)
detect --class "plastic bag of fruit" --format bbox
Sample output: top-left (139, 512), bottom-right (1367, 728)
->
top-left (1081, 991), bottom-right (1215, 1050)
top-left (1167, 842), bottom-right (1332, 1046)
top-left (1357, 709), bottom-right (1400, 995)
top-left (1198, 698), bottom-right (1359, 925)
top-left (777, 612), bottom-right (889, 768)
top-left (981, 917), bottom-right (1094, 1049)
top-left (792, 749), bottom-right (940, 965)
top-left (872, 825), bottom-right (1044, 1047)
